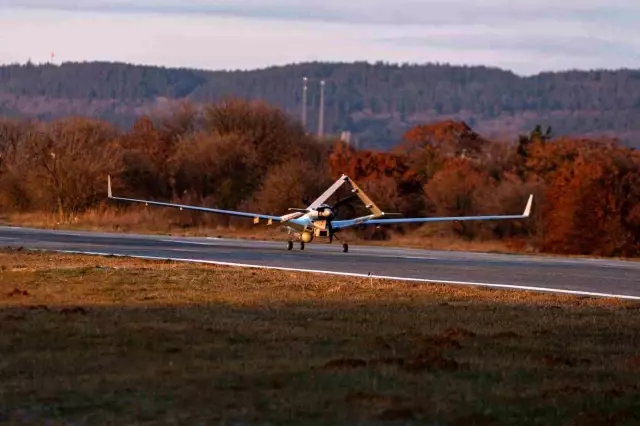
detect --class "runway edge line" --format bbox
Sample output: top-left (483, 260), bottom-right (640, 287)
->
top-left (40, 248), bottom-right (640, 301)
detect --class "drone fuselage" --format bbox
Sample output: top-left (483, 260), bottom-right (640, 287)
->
top-left (280, 203), bottom-right (357, 244)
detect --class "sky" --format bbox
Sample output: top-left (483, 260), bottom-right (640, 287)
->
top-left (1, 1), bottom-right (639, 75)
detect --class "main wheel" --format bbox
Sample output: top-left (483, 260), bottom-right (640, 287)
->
top-left (300, 241), bottom-right (305, 250)
top-left (287, 241), bottom-right (293, 250)
top-left (343, 243), bottom-right (349, 253)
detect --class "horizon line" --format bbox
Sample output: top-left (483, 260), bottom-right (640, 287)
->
top-left (1, 59), bottom-right (639, 78)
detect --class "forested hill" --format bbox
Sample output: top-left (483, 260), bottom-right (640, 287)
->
top-left (1, 61), bottom-right (640, 149)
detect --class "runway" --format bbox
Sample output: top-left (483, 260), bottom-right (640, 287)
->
top-left (1, 225), bottom-right (639, 299)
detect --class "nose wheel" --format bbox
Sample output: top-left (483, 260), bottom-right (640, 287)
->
top-left (300, 241), bottom-right (305, 250)
top-left (342, 243), bottom-right (349, 253)
top-left (287, 241), bottom-right (293, 250)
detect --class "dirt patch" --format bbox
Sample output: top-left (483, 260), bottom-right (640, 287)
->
top-left (404, 352), bottom-right (460, 373)
top-left (60, 307), bottom-right (89, 316)
top-left (2, 314), bottom-right (26, 322)
top-left (346, 392), bottom-right (417, 422)
top-left (441, 327), bottom-right (476, 339)
top-left (322, 358), bottom-right (367, 370)
top-left (491, 331), bottom-right (521, 338)
top-left (542, 355), bottom-right (591, 368)
top-left (376, 407), bottom-right (417, 421)
top-left (571, 409), bottom-right (640, 426)
top-left (345, 391), bottom-right (407, 408)
top-left (367, 357), bottom-right (406, 368)
top-left (451, 413), bottom-right (497, 426)
top-left (542, 385), bottom-right (587, 398)
top-left (6, 288), bottom-right (29, 297)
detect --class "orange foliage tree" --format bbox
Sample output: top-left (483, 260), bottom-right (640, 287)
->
top-left (541, 146), bottom-right (640, 256)
top-left (1, 104), bottom-right (639, 258)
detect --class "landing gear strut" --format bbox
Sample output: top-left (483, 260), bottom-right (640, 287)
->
top-left (333, 232), bottom-right (349, 253)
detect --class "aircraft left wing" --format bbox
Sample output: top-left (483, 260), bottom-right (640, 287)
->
top-left (107, 176), bottom-right (281, 223)
top-left (332, 195), bottom-right (533, 229)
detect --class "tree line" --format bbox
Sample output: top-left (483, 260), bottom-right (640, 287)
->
top-left (0, 100), bottom-right (638, 257)
top-left (2, 61), bottom-right (640, 150)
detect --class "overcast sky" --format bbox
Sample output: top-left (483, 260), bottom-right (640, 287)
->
top-left (1, 1), bottom-right (639, 75)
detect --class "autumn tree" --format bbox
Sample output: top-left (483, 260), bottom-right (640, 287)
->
top-left (120, 103), bottom-right (197, 200)
top-left (249, 158), bottom-right (332, 215)
top-left (0, 119), bottom-right (37, 210)
top-left (1, 118), bottom-right (121, 220)
top-left (542, 147), bottom-right (640, 256)
top-left (169, 132), bottom-right (259, 210)
top-left (423, 157), bottom-right (497, 239)
top-left (204, 99), bottom-right (316, 171)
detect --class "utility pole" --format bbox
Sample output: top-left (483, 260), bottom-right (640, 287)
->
top-left (301, 76), bottom-right (308, 129)
top-left (318, 80), bottom-right (325, 139)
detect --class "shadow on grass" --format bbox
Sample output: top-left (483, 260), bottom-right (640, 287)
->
top-left (2, 300), bottom-right (640, 426)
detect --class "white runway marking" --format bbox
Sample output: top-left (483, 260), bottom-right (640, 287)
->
top-left (403, 255), bottom-right (441, 260)
top-left (161, 239), bottom-right (220, 246)
top-left (48, 249), bottom-right (640, 301)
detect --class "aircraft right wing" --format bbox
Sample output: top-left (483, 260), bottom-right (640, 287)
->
top-left (107, 176), bottom-right (282, 223)
top-left (332, 195), bottom-right (533, 229)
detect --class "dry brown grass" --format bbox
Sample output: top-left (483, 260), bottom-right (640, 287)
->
top-left (0, 209), bottom-right (286, 240)
top-left (1, 249), bottom-right (640, 425)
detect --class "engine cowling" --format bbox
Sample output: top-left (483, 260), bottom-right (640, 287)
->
top-left (309, 206), bottom-right (335, 219)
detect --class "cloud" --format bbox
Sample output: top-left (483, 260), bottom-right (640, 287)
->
top-left (4, 0), bottom-right (640, 27)
top-left (1, 1), bottom-right (639, 75)
top-left (380, 34), bottom-right (640, 60)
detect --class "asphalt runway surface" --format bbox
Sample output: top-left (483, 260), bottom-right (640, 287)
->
top-left (1, 225), bottom-right (639, 299)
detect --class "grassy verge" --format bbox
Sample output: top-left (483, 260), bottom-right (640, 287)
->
top-left (1, 249), bottom-right (639, 425)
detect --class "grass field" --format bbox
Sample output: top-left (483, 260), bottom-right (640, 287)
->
top-left (1, 249), bottom-right (640, 425)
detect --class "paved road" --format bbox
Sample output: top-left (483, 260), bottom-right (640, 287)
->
top-left (1, 226), bottom-right (639, 299)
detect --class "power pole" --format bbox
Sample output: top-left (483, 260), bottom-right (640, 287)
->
top-left (318, 80), bottom-right (325, 139)
top-left (302, 76), bottom-right (308, 129)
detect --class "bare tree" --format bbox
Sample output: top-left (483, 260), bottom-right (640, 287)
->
top-left (20, 118), bottom-right (122, 221)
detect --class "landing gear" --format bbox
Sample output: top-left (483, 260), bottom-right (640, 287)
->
top-left (334, 232), bottom-right (349, 253)
top-left (284, 231), bottom-right (350, 253)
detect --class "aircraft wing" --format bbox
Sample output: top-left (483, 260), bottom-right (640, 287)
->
top-left (107, 176), bottom-right (281, 222)
top-left (306, 175), bottom-right (349, 209)
top-left (332, 195), bottom-right (533, 229)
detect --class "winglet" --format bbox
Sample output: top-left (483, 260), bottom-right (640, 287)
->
top-left (523, 194), bottom-right (533, 217)
top-left (107, 175), bottom-right (113, 198)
